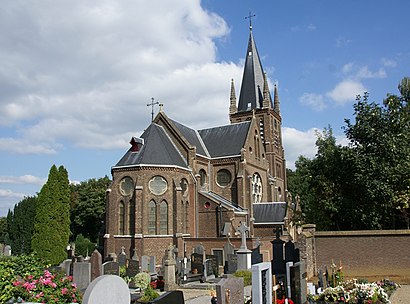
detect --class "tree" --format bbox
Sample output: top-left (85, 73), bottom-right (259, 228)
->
top-left (31, 165), bottom-right (71, 265)
top-left (0, 217), bottom-right (7, 244)
top-left (70, 176), bottom-right (111, 243)
top-left (345, 78), bottom-right (410, 229)
top-left (6, 196), bottom-right (37, 254)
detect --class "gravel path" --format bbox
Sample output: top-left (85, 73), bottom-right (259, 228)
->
top-left (390, 285), bottom-right (410, 304)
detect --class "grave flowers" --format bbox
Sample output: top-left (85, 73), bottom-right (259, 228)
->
top-left (11, 269), bottom-right (81, 303)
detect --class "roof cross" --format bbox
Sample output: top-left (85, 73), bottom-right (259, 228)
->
top-left (147, 97), bottom-right (159, 122)
top-left (245, 11), bottom-right (256, 30)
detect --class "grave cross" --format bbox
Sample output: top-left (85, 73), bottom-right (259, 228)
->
top-left (236, 222), bottom-right (249, 249)
top-left (147, 97), bottom-right (159, 122)
top-left (245, 11), bottom-right (256, 30)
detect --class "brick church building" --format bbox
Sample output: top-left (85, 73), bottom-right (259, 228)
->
top-left (104, 26), bottom-right (292, 263)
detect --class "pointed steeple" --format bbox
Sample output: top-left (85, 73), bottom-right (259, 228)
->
top-left (229, 79), bottom-right (237, 115)
top-left (237, 28), bottom-right (265, 112)
top-left (262, 72), bottom-right (272, 109)
top-left (273, 83), bottom-right (280, 114)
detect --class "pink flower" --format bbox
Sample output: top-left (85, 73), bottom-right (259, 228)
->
top-left (35, 291), bottom-right (44, 298)
top-left (12, 281), bottom-right (20, 286)
top-left (71, 283), bottom-right (77, 288)
top-left (61, 288), bottom-right (68, 295)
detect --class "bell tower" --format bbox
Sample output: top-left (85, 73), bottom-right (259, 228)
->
top-left (229, 25), bottom-right (287, 202)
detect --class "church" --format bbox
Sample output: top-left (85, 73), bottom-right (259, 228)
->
top-left (104, 24), bottom-right (292, 263)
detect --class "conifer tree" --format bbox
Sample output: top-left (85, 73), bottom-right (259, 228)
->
top-left (31, 165), bottom-right (71, 264)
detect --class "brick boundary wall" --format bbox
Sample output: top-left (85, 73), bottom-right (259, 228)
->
top-left (315, 230), bottom-right (410, 283)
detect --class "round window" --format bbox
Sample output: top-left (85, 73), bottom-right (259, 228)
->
top-left (149, 176), bottom-right (168, 195)
top-left (216, 169), bottom-right (232, 187)
top-left (119, 177), bottom-right (134, 196)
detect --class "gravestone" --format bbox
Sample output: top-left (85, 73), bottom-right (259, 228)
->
top-left (102, 261), bottom-right (119, 276)
top-left (290, 261), bottom-right (307, 304)
top-left (90, 249), bottom-right (102, 281)
top-left (118, 246), bottom-right (127, 267)
top-left (271, 231), bottom-right (285, 276)
top-left (82, 275), bottom-right (130, 304)
top-left (4, 245), bottom-right (11, 256)
top-left (251, 245), bottom-right (263, 265)
top-left (224, 254), bottom-right (238, 274)
top-left (285, 241), bottom-right (300, 264)
top-left (150, 290), bottom-right (184, 304)
top-left (61, 259), bottom-right (72, 276)
top-left (236, 222), bottom-right (251, 270)
top-left (164, 243), bottom-right (177, 291)
top-left (149, 255), bottom-right (156, 273)
top-left (203, 258), bottom-right (215, 282)
top-left (252, 262), bottom-right (272, 304)
top-left (216, 276), bottom-right (244, 304)
top-left (126, 259), bottom-right (139, 278)
top-left (206, 254), bottom-right (219, 277)
top-left (141, 255), bottom-right (150, 272)
top-left (191, 252), bottom-right (204, 275)
top-left (73, 262), bottom-right (91, 291)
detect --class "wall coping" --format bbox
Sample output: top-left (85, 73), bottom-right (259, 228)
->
top-left (316, 229), bottom-right (410, 237)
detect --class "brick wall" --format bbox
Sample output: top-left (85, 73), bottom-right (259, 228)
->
top-left (315, 230), bottom-right (410, 283)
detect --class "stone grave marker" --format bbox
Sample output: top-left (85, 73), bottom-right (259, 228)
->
top-left (118, 246), bottom-right (127, 267)
top-left (90, 249), bottom-right (102, 282)
top-left (61, 259), bottom-right (72, 276)
top-left (224, 253), bottom-right (238, 274)
top-left (102, 261), bottom-right (119, 276)
top-left (206, 254), bottom-right (219, 277)
top-left (164, 243), bottom-right (177, 291)
top-left (126, 258), bottom-right (139, 278)
top-left (251, 245), bottom-right (263, 265)
top-left (150, 290), bottom-right (184, 304)
top-left (216, 275), bottom-right (244, 304)
top-left (271, 232), bottom-right (285, 276)
top-left (191, 252), bottom-right (204, 275)
top-left (4, 245), bottom-right (11, 256)
top-left (149, 255), bottom-right (156, 273)
top-left (252, 262), bottom-right (272, 304)
top-left (141, 255), bottom-right (150, 272)
top-left (285, 240), bottom-right (300, 264)
top-left (290, 260), bottom-right (307, 304)
top-left (203, 258), bottom-right (215, 281)
top-left (82, 275), bottom-right (130, 304)
top-left (73, 262), bottom-right (91, 291)
top-left (236, 222), bottom-right (251, 270)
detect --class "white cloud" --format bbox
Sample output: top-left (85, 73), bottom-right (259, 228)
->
top-left (0, 175), bottom-right (46, 185)
top-left (326, 80), bottom-right (366, 105)
top-left (282, 127), bottom-right (319, 170)
top-left (0, 1), bottom-right (242, 154)
top-left (381, 58), bottom-right (397, 67)
top-left (307, 24), bottom-right (317, 31)
top-left (342, 62), bottom-right (354, 74)
top-left (0, 189), bottom-right (25, 199)
top-left (356, 66), bottom-right (386, 79)
top-left (335, 37), bottom-right (352, 48)
top-left (299, 93), bottom-right (327, 111)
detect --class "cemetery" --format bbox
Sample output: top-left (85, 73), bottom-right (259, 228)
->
top-left (0, 223), bottom-right (404, 303)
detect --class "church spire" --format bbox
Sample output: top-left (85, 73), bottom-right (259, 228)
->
top-left (273, 83), bottom-right (280, 114)
top-left (262, 72), bottom-right (272, 109)
top-left (229, 79), bottom-right (237, 115)
top-left (237, 24), bottom-right (265, 112)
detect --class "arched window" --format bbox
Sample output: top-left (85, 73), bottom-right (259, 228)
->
top-left (159, 201), bottom-right (168, 235)
top-left (148, 200), bottom-right (156, 235)
top-left (252, 173), bottom-right (263, 203)
top-left (180, 178), bottom-right (188, 196)
top-left (128, 199), bottom-right (135, 235)
top-left (118, 201), bottom-right (125, 235)
top-left (199, 169), bottom-right (206, 187)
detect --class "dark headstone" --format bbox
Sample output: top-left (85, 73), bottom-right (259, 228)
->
top-left (194, 244), bottom-right (205, 255)
top-left (290, 261), bottom-right (307, 304)
top-left (285, 241), bottom-right (300, 263)
top-left (191, 252), bottom-right (204, 274)
top-left (150, 290), bottom-right (184, 304)
top-left (102, 261), bottom-right (119, 275)
top-left (206, 254), bottom-right (219, 276)
top-left (90, 249), bottom-right (102, 281)
top-left (224, 254), bottom-right (238, 274)
top-left (271, 237), bottom-right (285, 275)
top-left (223, 242), bottom-right (235, 261)
top-left (118, 247), bottom-right (127, 267)
top-left (216, 276), bottom-right (244, 304)
top-left (251, 245), bottom-right (263, 265)
top-left (126, 259), bottom-right (139, 278)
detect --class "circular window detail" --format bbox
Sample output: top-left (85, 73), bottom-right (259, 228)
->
top-left (216, 169), bottom-right (232, 187)
top-left (252, 173), bottom-right (263, 203)
top-left (119, 177), bottom-right (134, 196)
top-left (149, 176), bottom-right (168, 195)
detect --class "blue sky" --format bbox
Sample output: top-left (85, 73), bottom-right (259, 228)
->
top-left (0, 0), bottom-right (409, 216)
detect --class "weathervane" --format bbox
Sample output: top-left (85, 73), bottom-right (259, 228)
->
top-left (245, 10), bottom-right (256, 30)
top-left (147, 97), bottom-right (159, 122)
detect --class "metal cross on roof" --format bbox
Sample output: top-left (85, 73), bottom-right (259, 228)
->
top-left (147, 97), bottom-right (159, 122)
top-left (245, 11), bottom-right (256, 30)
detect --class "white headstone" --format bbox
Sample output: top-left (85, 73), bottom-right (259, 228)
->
top-left (252, 262), bottom-right (272, 304)
top-left (83, 275), bottom-right (130, 304)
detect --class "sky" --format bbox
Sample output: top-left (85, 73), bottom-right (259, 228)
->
top-left (1, 0), bottom-right (409, 217)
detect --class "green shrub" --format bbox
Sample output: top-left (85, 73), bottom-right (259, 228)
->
top-left (234, 270), bottom-right (252, 286)
top-left (133, 272), bottom-right (151, 290)
top-left (139, 286), bottom-right (159, 302)
top-left (73, 234), bottom-right (96, 257)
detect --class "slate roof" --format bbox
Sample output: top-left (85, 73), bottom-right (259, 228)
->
top-left (169, 119), bottom-right (209, 157)
top-left (198, 121), bottom-right (251, 158)
top-left (200, 191), bottom-right (246, 213)
top-left (237, 30), bottom-right (273, 112)
top-left (253, 202), bottom-right (287, 224)
top-left (114, 123), bottom-right (188, 168)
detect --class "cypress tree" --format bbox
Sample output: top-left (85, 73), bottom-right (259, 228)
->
top-left (31, 165), bottom-right (71, 264)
